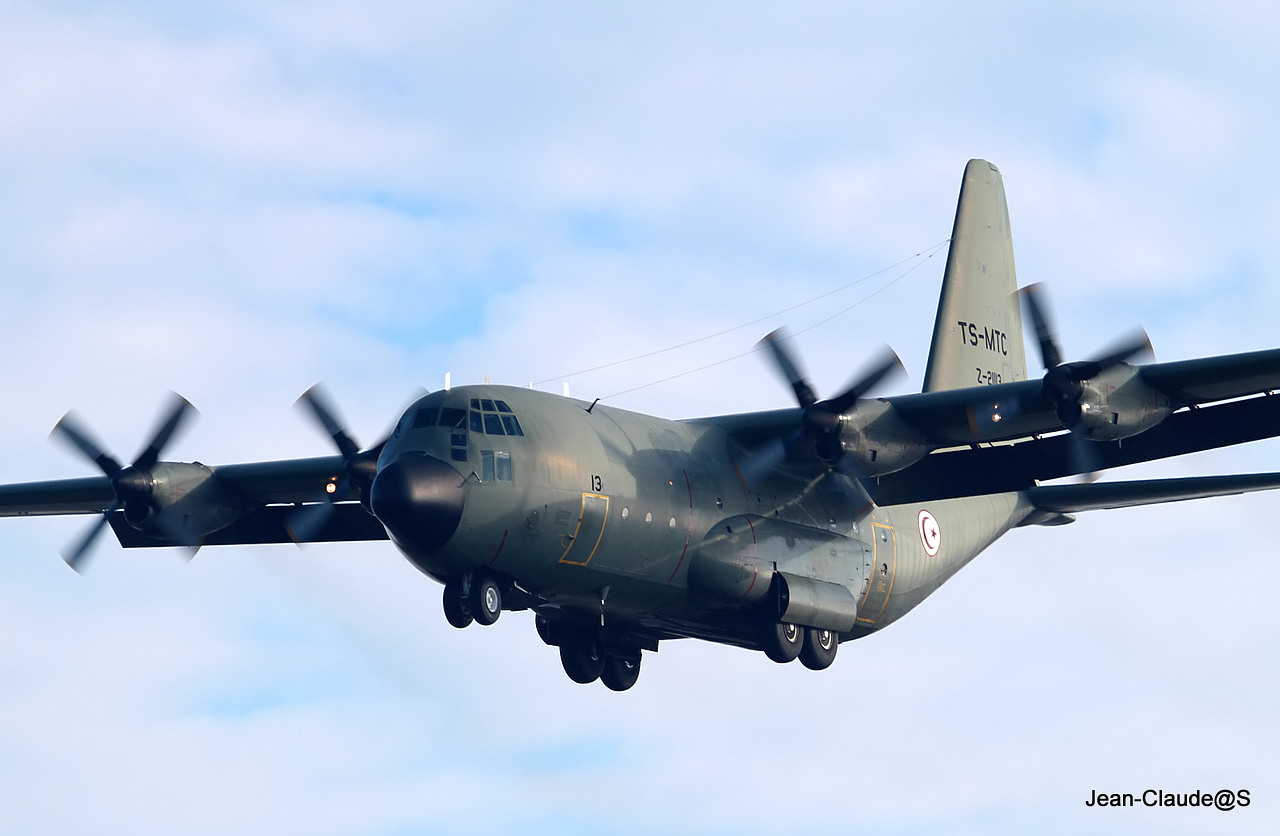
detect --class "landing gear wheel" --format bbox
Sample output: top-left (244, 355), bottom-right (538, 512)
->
top-left (601, 651), bottom-right (642, 692)
top-left (762, 621), bottom-right (803, 663)
top-left (799, 627), bottom-right (839, 670)
top-left (468, 573), bottom-right (502, 626)
top-left (442, 577), bottom-right (473, 629)
top-left (560, 632), bottom-right (605, 684)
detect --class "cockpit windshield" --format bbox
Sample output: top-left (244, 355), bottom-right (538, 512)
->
top-left (407, 399), bottom-right (523, 437)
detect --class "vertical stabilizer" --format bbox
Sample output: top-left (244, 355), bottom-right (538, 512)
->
top-left (922, 160), bottom-right (1028, 392)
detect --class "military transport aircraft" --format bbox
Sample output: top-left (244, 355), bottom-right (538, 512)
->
top-left (6, 159), bottom-right (1280, 692)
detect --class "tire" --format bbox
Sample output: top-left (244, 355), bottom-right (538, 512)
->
top-left (534, 613), bottom-right (557, 646)
top-left (469, 573), bottom-right (502, 626)
top-left (560, 632), bottom-right (605, 684)
top-left (442, 577), bottom-right (472, 629)
top-left (601, 651), bottom-right (642, 692)
top-left (762, 621), bottom-right (803, 664)
top-left (799, 627), bottom-right (839, 671)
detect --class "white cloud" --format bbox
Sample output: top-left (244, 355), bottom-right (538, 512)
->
top-left (2, 2), bottom-right (1279, 834)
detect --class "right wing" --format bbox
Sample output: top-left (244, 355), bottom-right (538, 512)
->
top-left (0, 455), bottom-right (389, 548)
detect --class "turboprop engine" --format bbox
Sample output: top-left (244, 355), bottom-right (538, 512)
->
top-left (1070, 365), bottom-right (1174, 441)
top-left (52, 395), bottom-right (243, 570)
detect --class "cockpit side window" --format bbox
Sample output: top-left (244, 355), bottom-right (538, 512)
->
top-left (480, 449), bottom-right (513, 483)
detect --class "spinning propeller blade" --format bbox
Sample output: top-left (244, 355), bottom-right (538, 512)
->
top-left (1019, 283), bottom-right (1154, 481)
top-left (745, 329), bottom-right (903, 498)
top-left (51, 393), bottom-right (200, 572)
top-left (291, 384), bottom-right (392, 541)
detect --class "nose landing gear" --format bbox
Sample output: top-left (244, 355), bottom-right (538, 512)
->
top-left (442, 571), bottom-right (504, 629)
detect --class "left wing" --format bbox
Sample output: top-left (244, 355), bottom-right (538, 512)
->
top-left (874, 392), bottom-right (1280, 505)
top-left (888, 346), bottom-right (1280, 446)
top-left (707, 345), bottom-right (1280, 492)
top-left (1024, 472), bottom-right (1280, 518)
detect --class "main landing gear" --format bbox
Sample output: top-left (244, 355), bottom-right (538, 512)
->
top-left (537, 615), bottom-right (645, 691)
top-left (761, 620), bottom-right (839, 671)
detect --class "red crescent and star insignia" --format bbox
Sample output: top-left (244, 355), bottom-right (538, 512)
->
top-left (918, 509), bottom-right (941, 557)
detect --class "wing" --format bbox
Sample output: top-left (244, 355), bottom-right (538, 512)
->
top-left (0, 455), bottom-right (389, 548)
top-left (703, 346), bottom-right (1280, 486)
top-left (888, 347), bottom-right (1280, 446)
top-left (1024, 472), bottom-right (1280, 519)
top-left (1136, 347), bottom-right (1280, 403)
top-left (873, 393), bottom-right (1280, 505)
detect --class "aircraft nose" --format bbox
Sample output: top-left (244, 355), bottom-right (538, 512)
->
top-left (370, 454), bottom-right (465, 553)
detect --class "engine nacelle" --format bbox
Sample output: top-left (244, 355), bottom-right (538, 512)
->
top-left (122, 462), bottom-right (242, 539)
top-left (836, 399), bottom-right (930, 476)
top-left (1074, 365), bottom-right (1173, 441)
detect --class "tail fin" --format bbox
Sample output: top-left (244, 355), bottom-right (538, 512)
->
top-left (922, 159), bottom-right (1029, 392)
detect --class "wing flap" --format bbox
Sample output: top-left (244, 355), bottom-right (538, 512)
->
top-left (109, 503), bottom-right (388, 547)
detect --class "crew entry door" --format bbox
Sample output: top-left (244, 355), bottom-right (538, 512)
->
top-left (559, 493), bottom-right (610, 566)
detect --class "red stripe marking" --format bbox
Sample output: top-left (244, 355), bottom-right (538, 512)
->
top-left (488, 528), bottom-right (509, 567)
top-left (741, 517), bottom-right (759, 598)
top-left (666, 470), bottom-right (696, 583)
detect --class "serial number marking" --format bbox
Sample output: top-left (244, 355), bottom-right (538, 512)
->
top-left (956, 320), bottom-right (1009, 355)
top-left (976, 368), bottom-right (1003, 385)
top-left (590, 474), bottom-right (603, 492)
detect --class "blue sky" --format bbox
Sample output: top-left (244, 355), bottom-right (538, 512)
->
top-left (2, 2), bottom-right (1278, 833)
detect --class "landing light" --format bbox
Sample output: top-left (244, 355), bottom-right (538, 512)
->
top-left (326, 482), bottom-right (338, 494)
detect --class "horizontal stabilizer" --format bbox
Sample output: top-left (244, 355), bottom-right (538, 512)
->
top-left (1026, 472), bottom-right (1280, 516)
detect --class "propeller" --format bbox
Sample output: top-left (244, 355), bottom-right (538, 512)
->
top-left (758, 329), bottom-right (904, 461)
top-left (1020, 283), bottom-right (1153, 479)
top-left (1021, 283), bottom-right (1153, 426)
top-left (51, 393), bottom-right (200, 572)
top-left (750, 329), bottom-right (904, 507)
top-left (290, 384), bottom-right (384, 540)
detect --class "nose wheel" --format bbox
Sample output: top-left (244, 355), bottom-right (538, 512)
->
top-left (442, 571), bottom-right (503, 629)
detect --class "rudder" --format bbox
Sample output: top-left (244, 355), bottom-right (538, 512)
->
top-left (922, 160), bottom-right (1028, 392)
